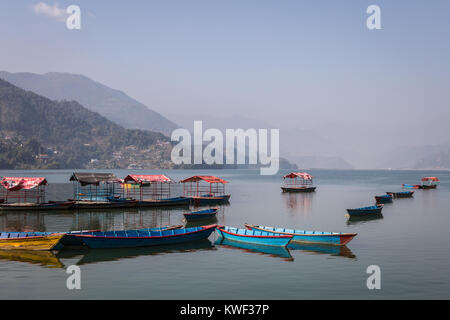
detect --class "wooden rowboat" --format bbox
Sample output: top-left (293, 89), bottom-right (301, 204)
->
top-left (71, 225), bottom-right (217, 249)
top-left (184, 208), bottom-right (218, 221)
top-left (245, 224), bottom-right (357, 246)
top-left (375, 194), bottom-right (393, 204)
top-left (215, 226), bottom-right (292, 247)
top-left (0, 233), bottom-right (64, 250)
top-left (386, 191), bottom-right (414, 198)
top-left (347, 205), bottom-right (383, 216)
top-left (135, 197), bottom-right (191, 208)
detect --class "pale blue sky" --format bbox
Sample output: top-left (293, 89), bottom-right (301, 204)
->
top-left (0, 1), bottom-right (449, 143)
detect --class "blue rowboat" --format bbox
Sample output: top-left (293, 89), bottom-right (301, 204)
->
top-left (245, 224), bottom-right (357, 246)
top-left (0, 200), bottom-right (75, 211)
top-left (347, 205), bottom-right (383, 216)
top-left (72, 225), bottom-right (217, 249)
top-left (386, 191), bottom-right (414, 198)
top-left (183, 208), bottom-right (218, 221)
top-left (215, 226), bottom-right (292, 247)
top-left (375, 194), bottom-right (393, 204)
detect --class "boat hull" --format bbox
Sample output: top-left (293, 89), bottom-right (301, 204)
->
top-left (245, 224), bottom-right (357, 246)
top-left (0, 234), bottom-right (64, 250)
top-left (0, 201), bottom-right (75, 211)
top-left (386, 191), bottom-right (414, 198)
top-left (135, 197), bottom-right (190, 207)
top-left (189, 195), bottom-right (230, 206)
top-left (216, 227), bottom-right (292, 247)
top-left (74, 225), bottom-right (217, 249)
top-left (184, 208), bottom-right (218, 221)
top-left (281, 186), bottom-right (316, 193)
top-left (375, 195), bottom-right (393, 204)
top-left (347, 206), bottom-right (383, 216)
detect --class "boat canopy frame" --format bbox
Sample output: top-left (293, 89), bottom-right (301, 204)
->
top-left (70, 172), bottom-right (122, 201)
top-left (122, 174), bottom-right (175, 201)
top-left (0, 177), bottom-right (47, 204)
top-left (282, 172), bottom-right (314, 187)
top-left (179, 176), bottom-right (228, 197)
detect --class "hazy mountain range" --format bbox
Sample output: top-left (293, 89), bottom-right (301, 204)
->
top-left (0, 71), bottom-right (178, 135)
top-left (1, 70), bottom-right (449, 170)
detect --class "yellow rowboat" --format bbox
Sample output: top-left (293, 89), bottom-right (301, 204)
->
top-left (0, 233), bottom-right (64, 251)
top-left (0, 250), bottom-right (64, 268)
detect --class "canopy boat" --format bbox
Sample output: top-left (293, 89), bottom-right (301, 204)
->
top-left (374, 194), bottom-right (393, 204)
top-left (347, 205), bottom-right (383, 216)
top-left (70, 172), bottom-right (136, 209)
top-left (216, 226), bottom-right (292, 247)
top-left (123, 174), bottom-right (190, 207)
top-left (281, 172), bottom-right (316, 192)
top-left (418, 177), bottom-right (439, 189)
top-left (184, 208), bottom-right (218, 221)
top-left (70, 225), bottom-right (217, 249)
top-left (245, 224), bottom-right (357, 246)
top-left (0, 232), bottom-right (64, 250)
top-left (386, 191), bottom-right (414, 198)
top-left (0, 177), bottom-right (74, 211)
top-left (180, 176), bottom-right (231, 205)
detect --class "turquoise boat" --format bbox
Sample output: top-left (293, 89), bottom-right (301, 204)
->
top-left (215, 226), bottom-right (292, 247)
top-left (245, 224), bottom-right (357, 246)
top-left (216, 238), bottom-right (293, 260)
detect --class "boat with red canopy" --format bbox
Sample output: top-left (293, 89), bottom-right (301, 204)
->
top-left (122, 174), bottom-right (190, 207)
top-left (0, 177), bottom-right (74, 211)
top-left (180, 176), bottom-right (230, 205)
top-left (419, 177), bottom-right (439, 189)
top-left (281, 172), bottom-right (316, 193)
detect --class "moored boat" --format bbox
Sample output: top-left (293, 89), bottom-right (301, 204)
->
top-left (71, 225), bottom-right (217, 249)
top-left (183, 208), bottom-right (218, 221)
top-left (215, 226), bottom-right (292, 247)
top-left (0, 233), bottom-right (64, 250)
top-left (245, 224), bottom-right (357, 246)
top-left (180, 176), bottom-right (231, 206)
top-left (374, 194), bottom-right (393, 204)
top-left (386, 191), bottom-right (414, 198)
top-left (418, 177), bottom-right (439, 189)
top-left (281, 172), bottom-right (316, 193)
top-left (135, 197), bottom-right (191, 207)
top-left (347, 205), bottom-right (383, 216)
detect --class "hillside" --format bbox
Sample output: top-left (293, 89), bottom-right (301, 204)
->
top-left (0, 78), bottom-right (173, 169)
top-left (0, 71), bottom-right (178, 135)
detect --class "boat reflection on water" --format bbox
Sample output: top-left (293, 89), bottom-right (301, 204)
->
top-left (283, 192), bottom-right (314, 216)
top-left (0, 250), bottom-right (64, 268)
top-left (56, 239), bottom-right (215, 265)
top-left (346, 213), bottom-right (383, 225)
top-left (287, 242), bottom-right (356, 259)
top-left (215, 238), bottom-right (294, 261)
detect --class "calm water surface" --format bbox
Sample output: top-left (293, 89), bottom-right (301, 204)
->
top-left (0, 169), bottom-right (449, 299)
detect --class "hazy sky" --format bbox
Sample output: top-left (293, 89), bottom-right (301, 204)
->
top-left (1, 1), bottom-right (449, 157)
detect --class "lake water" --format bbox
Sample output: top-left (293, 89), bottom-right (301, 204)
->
top-left (0, 169), bottom-right (449, 299)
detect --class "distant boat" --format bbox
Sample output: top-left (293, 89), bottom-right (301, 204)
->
top-left (418, 177), bottom-right (439, 189)
top-left (245, 224), bottom-right (357, 246)
top-left (375, 194), bottom-right (393, 204)
top-left (386, 191), bottom-right (414, 198)
top-left (281, 172), bottom-right (316, 193)
top-left (0, 200), bottom-right (75, 211)
top-left (71, 225), bottom-right (217, 249)
top-left (184, 208), bottom-right (218, 222)
top-left (0, 233), bottom-right (65, 251)
top-left (347, 205), bottom-right (383, 216)
top-left (216, 226), bottom-right (292, 247)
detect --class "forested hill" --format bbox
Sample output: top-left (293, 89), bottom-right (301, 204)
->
top-left (0, 78), bottom-right (172, 169)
